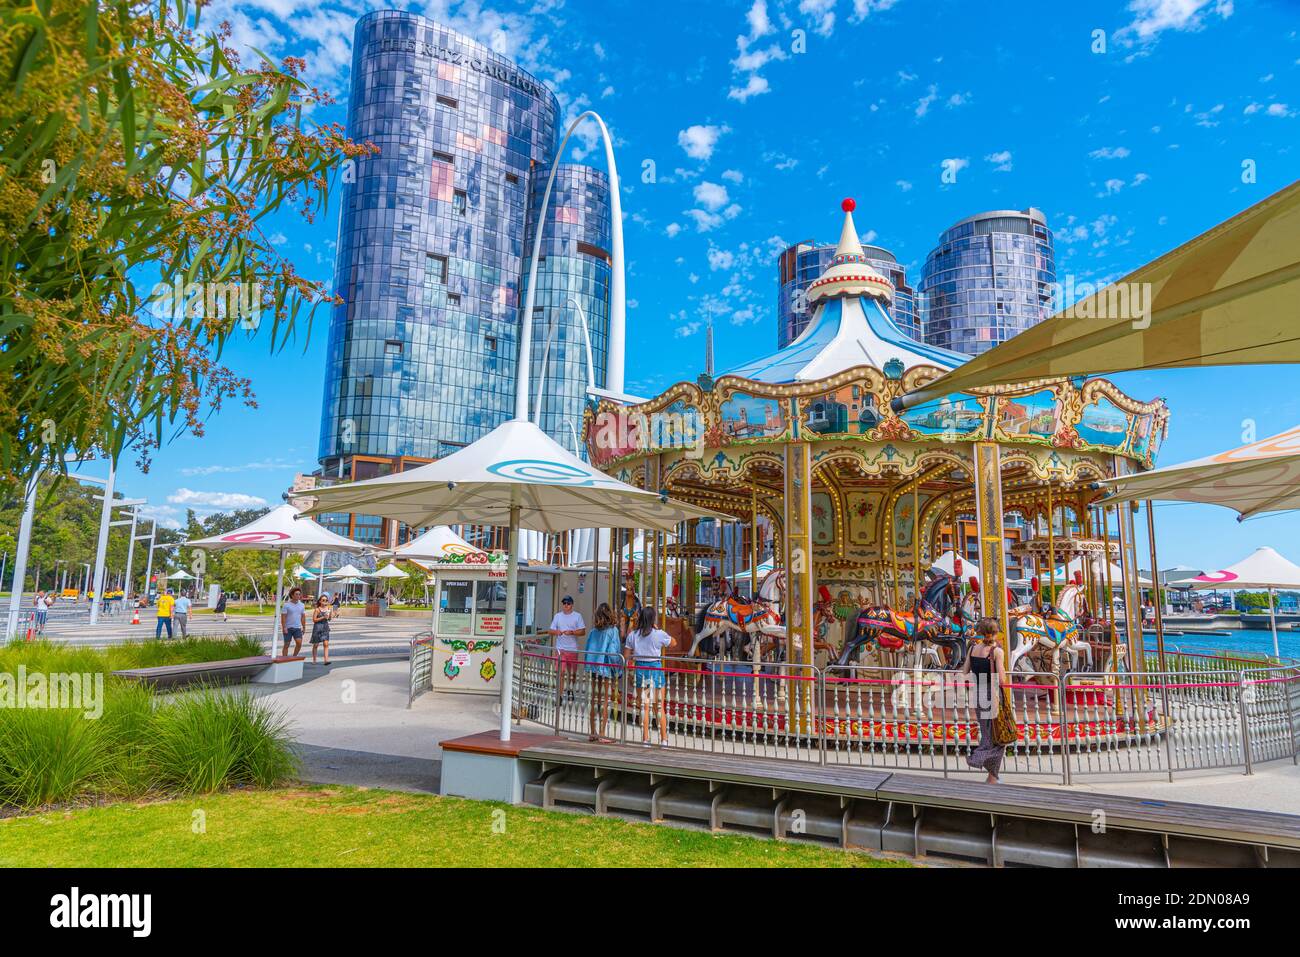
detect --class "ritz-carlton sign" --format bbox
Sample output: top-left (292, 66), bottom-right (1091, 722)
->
top-left (371, 37), bottom-right (545, 98)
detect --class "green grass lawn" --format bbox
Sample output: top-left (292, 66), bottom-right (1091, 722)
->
top-left (0, 785), bottom-right (906, 868)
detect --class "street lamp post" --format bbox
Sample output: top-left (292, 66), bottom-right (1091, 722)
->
top-left (4, 476), bottom-right (37, 638)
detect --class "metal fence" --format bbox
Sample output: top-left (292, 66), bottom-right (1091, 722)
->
top-left (512, 642), bottom-right (1300, 782)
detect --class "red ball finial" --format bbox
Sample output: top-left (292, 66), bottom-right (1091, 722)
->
top-left (841, 197), bottom-right (856, 212)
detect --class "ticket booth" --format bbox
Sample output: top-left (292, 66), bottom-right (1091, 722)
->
top-left (428, 560), bottom-right (558, 695)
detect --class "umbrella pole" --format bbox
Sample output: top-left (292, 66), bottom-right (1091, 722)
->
top-left (1269, 587), bottom-right (1279, 660)
top-left (500, 493), bottom-right (522, 742)
top-left (271, 548), bottom-right (286, 657)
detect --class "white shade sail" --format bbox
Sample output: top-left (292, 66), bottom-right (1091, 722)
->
top-left (305, 418), bottom-right (723, 533)
top-left (184, 505), bottom-right (367, 554)
top-left (1189, 547), bottom-right (1300, 590)
top-left (1097, 423), bottom-right (1300, 519)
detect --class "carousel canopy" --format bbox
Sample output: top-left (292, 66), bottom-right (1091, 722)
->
top-left (1188, 547), bottom-right (1300, 590)
top-left (1095, 423), bottom-right (1300, 519)
top-left (894, 178), bottom-right (1300, 411)
top-left (723, 199), bottom-right (967, 385)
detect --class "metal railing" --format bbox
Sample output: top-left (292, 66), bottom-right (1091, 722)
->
top-left (513, 641), bottom-right (1300, 782)
top-left (408, 633), bottom-right (435, 709)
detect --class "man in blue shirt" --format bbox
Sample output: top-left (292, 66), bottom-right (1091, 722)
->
top-left (173, 592), bottom-right (193, 638)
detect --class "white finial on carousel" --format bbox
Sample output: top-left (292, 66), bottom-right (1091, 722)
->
top-left (807, 198), bottom-right (894, 305)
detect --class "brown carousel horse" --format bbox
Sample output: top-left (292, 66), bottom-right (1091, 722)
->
top-left (689, 575), bottom-right (783, 660)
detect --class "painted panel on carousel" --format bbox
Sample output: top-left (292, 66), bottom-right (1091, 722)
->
top-left (803, 385), bottom-right (882, 436)
top-left (900, 393), bottom-right (985, 438)
top-left (644, 398), bottom-right (704, 454)
top-left (997, 389), bottom-right (1059, 441)
top-left (1129, 412), bottom-right (1156, 460)
top-left (811, 492), bottom-right (835, 545)
top-left (1077, 395), bottom-right (1130, 449)
top-left (892, 495), bottom-right (916, 558)
top-left (718, 392), bottom-right (787, 442)
top-left (846, 491), bottom-right (882, 545)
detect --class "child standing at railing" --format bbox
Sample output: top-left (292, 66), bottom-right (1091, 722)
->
top-left (584, 603), bottom-right (621, 742)
top-left (625, 606), bottom-right (673, 748)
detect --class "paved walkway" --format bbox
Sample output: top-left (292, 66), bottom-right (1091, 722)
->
top-left (253, 659), bottom-right (1300, 815)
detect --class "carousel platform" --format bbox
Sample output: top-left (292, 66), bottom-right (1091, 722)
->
top-left (516, 738), bottom-right (1300, 867)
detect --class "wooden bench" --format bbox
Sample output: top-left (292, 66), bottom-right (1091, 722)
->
top-left (112, 655), bottom-right (304, 690)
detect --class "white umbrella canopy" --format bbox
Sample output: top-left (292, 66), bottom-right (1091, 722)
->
top-left (306, 417), bottom-right (724, 743)
top-left (1190, 546), bottom-right (1300, 658)
top-left (185, 505), bottom-right (368, 654)
top-left (1051, 556), bottom-right (1153, 586)
top-left (1189, 547), bottom-right (1300, 590)
top-left (386, 525), bottom-right (486, 561)
top-left (372, 563), bottom-right (410, 579)
top-left (160, 569), bottom-right (195, 580)
top-left (930, 550), bottom-right (980, 584)
top-left (327, 563), bottom-right (372, 579)
top-left (1097, 423), bottom-right (1300, 519)
top-left (303, 418), bottom-right (721, 533)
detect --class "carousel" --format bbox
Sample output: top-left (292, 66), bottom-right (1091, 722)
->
top-left (582, 199), bottom-right (1171, 750)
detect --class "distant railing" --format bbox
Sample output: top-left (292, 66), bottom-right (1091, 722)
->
top-left (512, 641), bottom-right (1300, 782)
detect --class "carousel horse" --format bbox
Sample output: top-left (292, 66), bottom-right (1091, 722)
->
top-left (689, 577), bottom-right (784, 660)
top-left (832, 570), bottom-right (970, 672)
top-left (618, 578), bottom-right (641, 637)
top-left (1006, 578), bottom-right (1092, 675)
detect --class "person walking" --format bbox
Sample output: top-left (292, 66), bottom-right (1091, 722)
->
top-left (625, 606), bottom-right (673, 748)
top-left (547, 595), bottom-right (585, 702)
top-left (309, 595), bottom-right (332, 665)
top-left (330, 590), bottom-right (341, 621)
top-left (214, 590), bottom-right (228, 622)
top-left (962, 617), bottom-right (1012, 783)
top-left (173, 591), bottom-right (192, 639)
top-left (280, 587), bottom-right (307, 657)
top-left (582, 602), bottom-right (622, 742)
top-left (155, 589), bottom-right (175, 640)
top-left (33, 591), bottom-right (49, 634)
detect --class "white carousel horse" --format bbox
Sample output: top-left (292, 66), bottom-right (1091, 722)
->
top-left (1007, 582), bottom-right (1093, 677)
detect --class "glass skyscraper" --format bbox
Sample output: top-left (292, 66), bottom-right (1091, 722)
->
top-left (918, 208), bottom-right (1055, 356)
top-left (776, 240), bottom-right (918, 348)
top-left (314, 12), bottom-right (612, 544)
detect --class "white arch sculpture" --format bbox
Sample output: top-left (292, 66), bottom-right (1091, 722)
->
top-left (514, 110), bottom-right (625, 421)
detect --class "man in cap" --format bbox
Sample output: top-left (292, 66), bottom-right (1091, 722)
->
top-left (548, 595), bottom-right (586, 701)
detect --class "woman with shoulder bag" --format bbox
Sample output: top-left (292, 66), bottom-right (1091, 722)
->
top-left (962, 617), bottom-right (1014, 783)
top-left (310, 595), bottom-right (333, 665)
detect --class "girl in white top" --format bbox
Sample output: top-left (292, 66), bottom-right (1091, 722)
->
top-left (625, 607), bottom-right (673, 748)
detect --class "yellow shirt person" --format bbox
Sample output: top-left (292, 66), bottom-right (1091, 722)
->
top-left (157, 594), bottom-right (175, 618)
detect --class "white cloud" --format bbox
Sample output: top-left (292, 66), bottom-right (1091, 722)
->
top-left (730, 307), bottom-right (757, 326)
top-left (941, 157), bottom-right (970, 175)
top-left (674, 322), bottom-right (701, 339)
top-left (1267, 102), bottom-right (1295, 117)
top-left (721, 169), bottom-right (745, 184)
top-left (728, 74), bottom-right (770, 102)
top-left (985, 150), bottom-right (1013, 172)
top-left (678, 124), bottom-right (730, 161)
top-left (852, 0), bottom-right (900, 20)
top-left (1089, 146), bottom-right (1131, 159)
top-left (896, 179), bottom-right (913, 192)
top-left (799, 0), bottom-right (837, 37)
top-left (179, 459), bottom-right (291, 477)
top-left (693, 181), bottom-right (730, 212)
top-left (915, 84), bottom-right (939, 118)
top-left (167, 488), bottom-right (269, 510)
top-left (664, 222), bottom-right (682, 238)
top-left (1098, 178), bottom-right (1126, 196)
top-left (1120, 0), bottom-right (1234, 44)
top-left (708, 247), bottom-right (736, 271)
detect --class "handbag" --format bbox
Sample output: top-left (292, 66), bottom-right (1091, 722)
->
top-left (991, 687), bottom-right (1017, 746)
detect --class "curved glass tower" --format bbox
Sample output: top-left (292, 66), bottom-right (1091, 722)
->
top-left (776, 240), bottom-right (918, 348)
top-left (918, 208), bottom-right (1055, 356)
top-left (314, 11), bottom-right (613, 546)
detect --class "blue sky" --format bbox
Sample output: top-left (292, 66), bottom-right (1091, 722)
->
top-left (117, 0), bottom-right (1300, 571)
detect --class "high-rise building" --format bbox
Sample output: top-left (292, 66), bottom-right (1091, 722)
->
top-left (918, 208), bottom-right (1055, 356)
top-left (776, 239), bottom-right (918, 347)
top-left (314, 11), bottom-right (612, 546)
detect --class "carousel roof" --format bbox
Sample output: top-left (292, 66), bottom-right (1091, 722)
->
top-left (721, 199), bottom-right (968, 385)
